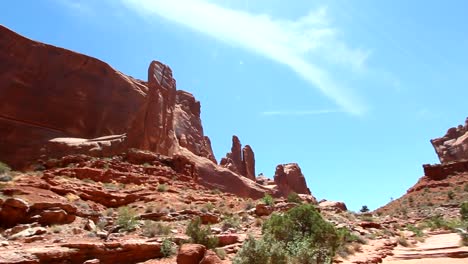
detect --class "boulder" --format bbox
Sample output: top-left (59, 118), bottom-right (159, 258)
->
top-left (217, 234), bottom-right (239, 246)
top-left (0, 198), bottom-right (30, 227)
top-left (200, 250), bottom-right (222, 264)
top-left (318, 200), bottom-right (348, 212)
top-left (177, 244), bottom-right (206, 264)
top-left (255, 204), bottom-right (273, 216)
top-left (431, 117), bottom-right (468, 163)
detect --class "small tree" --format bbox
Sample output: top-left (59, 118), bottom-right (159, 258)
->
top-left (262, 194), bottom-right (274, 206)
top-left (186, 217), bottom-right (218, 248)
top-left (287, 192), bottom-right (302, 204)
top-left (360, 205), bottom-right (370, 213)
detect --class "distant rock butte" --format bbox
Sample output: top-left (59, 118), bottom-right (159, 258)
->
top-left (0, 25), bottom-right (313, 199)
top-left (274, 163), bottom-right (311, 195)
top-left (220, 136), bottom-right (256, 181)
top-left (431, 117), bottom-right (468, 163)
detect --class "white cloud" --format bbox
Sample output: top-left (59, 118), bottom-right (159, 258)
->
top-left (121, 0), bottom-right (368, 115)
top-left (261, 109), bottom-right (344, 116)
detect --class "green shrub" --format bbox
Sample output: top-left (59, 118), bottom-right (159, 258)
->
top-left (235, 204), bottom-right (339, 264)
top-left (161, 239), bottom-right (175, 257)
top-left (157, 184), bottom-right (168, 192)
top-left (142, 220), bottom-right (171, 237)
top-left (287, 192), bottom-right (302, 204)
top-left (359, 205), bottom-right (369, 213)
top-left (407, 224), bottom-right (424, 237)
top-left (214, 248), bottom-right (227, 260)
top-left (233, 236), bottom-right (270, 264)
top-left (117, 206), bottom-right (139, 231)
top-left (448, 190), bottom-right (455, 200)
top-left (222, 215), bottom-right (241, 231)
top-left (185, 217), bottom-right (218, 248)
top-left (461, 202), bottom-right (468, 221)
top-left (262, 194), bottom-right (274, 206)
top-left (397, 236), bottom-right (410, 247)
top-left (0, 162), bottom-right (11, 174)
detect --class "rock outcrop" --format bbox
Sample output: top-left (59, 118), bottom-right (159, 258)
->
top-left (174, 91), bottom-right (217, 164)
top-left (0, 25), bottom-right (181, 169)
top-left (220, 136), bottom-right (255, 181)
top-left (274, 163), bottom-right (311, 195)
top-left (431, 117), bottom-right (468, 163)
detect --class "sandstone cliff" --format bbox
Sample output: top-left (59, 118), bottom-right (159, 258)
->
top-left (0, 25), bottom-right (313, 200)
top-left (0, 25), bottom-right (218, 169)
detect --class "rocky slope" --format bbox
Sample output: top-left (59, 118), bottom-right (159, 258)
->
top-left (377, 118), bottom-right (468, 217)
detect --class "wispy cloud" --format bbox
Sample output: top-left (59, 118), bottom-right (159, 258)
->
top-left (53, 0), bottom-right (94, 16)
top-left (261, 109), bottom-right (344, 116)
top-left (119, 0), bottom-right (368, 115)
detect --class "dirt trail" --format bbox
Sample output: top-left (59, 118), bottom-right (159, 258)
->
top-left (383, 232), bottom-right (468, 264)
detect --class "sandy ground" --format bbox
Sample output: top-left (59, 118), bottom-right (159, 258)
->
top-left (383, 233), bottom-right (468, 264)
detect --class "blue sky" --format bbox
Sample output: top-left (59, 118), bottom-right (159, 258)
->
top-left (2, 0), bottom-right (468, 211)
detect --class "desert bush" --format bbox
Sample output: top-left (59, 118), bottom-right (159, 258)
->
top-left (461, 202), bottom-right (468, 221)
top-left (407, 224), bottom-right (424, 237)
top-left (157, 184), bottom-right (168, 192)
top-left (245, 199), bottom-right (255, 210)
top-left (161, 239), bottom-right (175, 257)
top-left (447, 190), bottom-right (455, 200)
top-left (142, 220), bottom-right (171, 237)
top-left (214, 248), bottom-right (227, 260)
top-left (234, 204), bottom-right (339, 264)
top-left (287, 192), bottom-right (302, 204)
top-left (397, 236), bottom-right (410, 247)
top-left (117, 206), bottom-right (139, 231)
top-left (359, 205), bottom-right (369, 213)
top-left (222, 215), bottom-right (241, 231)
top-left (0, 162), bottom-right (11, 174)
top-left (261, 194), bottom-right (274, 206)
top-left (185, 217), bottom-right (218, 248)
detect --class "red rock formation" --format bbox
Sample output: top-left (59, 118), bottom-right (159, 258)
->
top-left (174, 91), bottom-right (217, 163)
top-left (274, 163), bottom-right (311, 195)
top-left (431, 117), bottom-right (468, 163)
top-left (220, 136), bottom-right (255, 181)
top-left (0, 25), bottom-right (182, 169)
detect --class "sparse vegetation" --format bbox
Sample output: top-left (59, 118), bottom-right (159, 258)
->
top-left (397, 236), bottom-right (410, 247)
top-left (287, 192), bottom-right (302, 204)
top-left (222, 215), bottom-right (241, 231)
top-left (116, 206), bottom-right (139, 231)
top-left (261, 194), bottom-right (274, 206)
top-left (161, 239), bottom-right (175, 257)
top-left (0, 161), bottom-right (12, 181)
top-left (244, 199), bottom-right (255, 210)
top-left (214, 248), bottom-right (227, 260)
top-left (157, 184), bottom-right (168, 192)
top-left (142, 220), bottom-right (171, 237)
top-left (185, 216), bottom-right (218, 248)
top-left (447, 190), bottom-right (455, 200)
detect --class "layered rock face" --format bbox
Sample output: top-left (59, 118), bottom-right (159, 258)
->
top-left (431, 117), bottom-right (468, 163)
top-left (0, 25), bottom-right (209, 169)
top-left (220, 136), bottom-right (255, 181)
top-left (173, 91), bottom-right (217, 163)
top-left (274, 163), bottom-right (311, 195)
